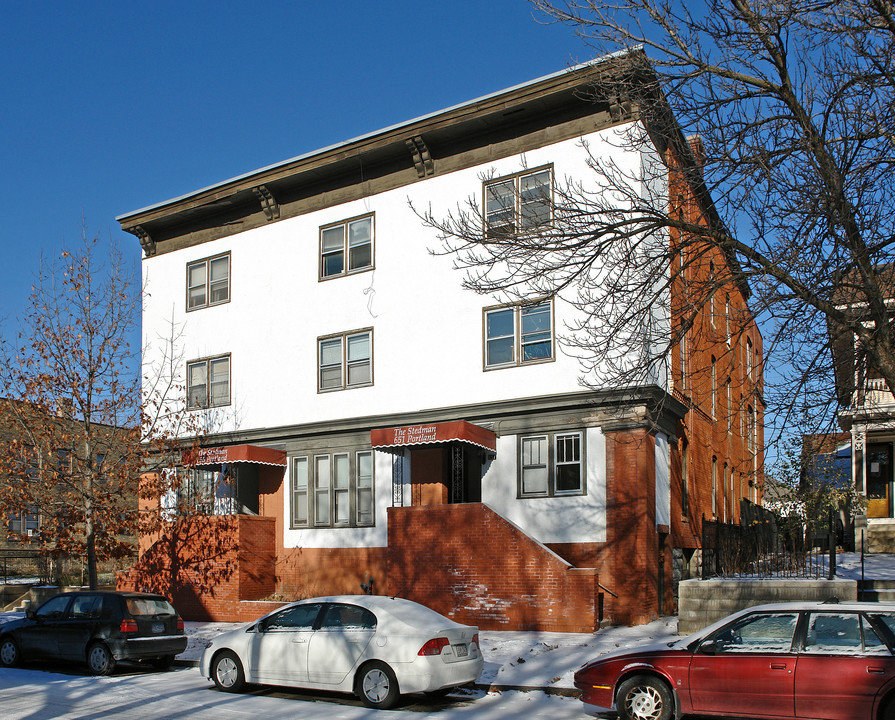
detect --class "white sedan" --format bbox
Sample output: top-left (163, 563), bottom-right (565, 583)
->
top-left (199, 595), bottom-right (483, 709)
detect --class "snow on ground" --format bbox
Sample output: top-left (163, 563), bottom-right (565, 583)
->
top-left (834, 552), bottom-right (895, 580)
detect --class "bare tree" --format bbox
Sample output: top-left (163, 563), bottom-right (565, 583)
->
top-left (0, 235), bottom-right (206, 589)
top-left (420, 0), bottom-right (895, 442)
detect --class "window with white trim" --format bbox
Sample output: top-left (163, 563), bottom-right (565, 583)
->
top-left (484, 301), bottom-right (553, 369)
top-left (187, 355), bottom-right (230, 409)
top-left (291, 450), bottom-right (374, 528)
top-left (320, 215), bottom-right (373, 279)
top-left (519, 431), bottom-right (584, 497)
top-left (484, 167), bottom-right (552, 237)
top-left (187, 253), bottom-right (230, 310)
top-left (318, 330), bottom-right (372, 391)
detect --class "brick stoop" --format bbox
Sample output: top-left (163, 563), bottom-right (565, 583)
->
top-left (386, 503), bottom-right (600, 633)
top-left (118, 514), bottom-right (283, 622)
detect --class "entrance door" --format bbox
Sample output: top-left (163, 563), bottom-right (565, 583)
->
top-left (409, 444), bottom-right (484, 505)
top-left (867, 443), bottom-right (892, 518)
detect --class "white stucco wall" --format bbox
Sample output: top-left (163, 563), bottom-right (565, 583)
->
top-left (655, 431), bottom-right (670, 527)
top-left (141, 121), bottom-right (658, 433)
top-left (481, 427), bottom-right (607, 544)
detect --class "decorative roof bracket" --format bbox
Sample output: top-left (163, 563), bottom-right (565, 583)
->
top-left (406, 136), bottom-right (435, 178)
top-left (132, 226), bottom-right (156, 257)
top-left (253, 185), bottom-right (280, 221)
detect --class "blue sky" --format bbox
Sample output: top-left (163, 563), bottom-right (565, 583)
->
top-left (0, 1), bottom-right (590, 325)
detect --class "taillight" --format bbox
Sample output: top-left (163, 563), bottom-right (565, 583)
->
top-left (177, 617), bottom-right (184, 632)
top-left (120, 619), bottom-right (138, 633)
top-left (418, 637), bottom-right (450, 656)
top-left (472, 633), bottom-right (479, 647)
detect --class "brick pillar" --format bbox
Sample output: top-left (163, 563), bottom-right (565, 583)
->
top-left (604, 428), bottom-right (660, 625)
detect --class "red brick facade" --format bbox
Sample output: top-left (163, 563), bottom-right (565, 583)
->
top-left (387, 504), bottom-right (599, 633)
top-left (118, 514), bottom-right (286, 622)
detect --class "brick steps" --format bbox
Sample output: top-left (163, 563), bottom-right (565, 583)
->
top-left (386, 503), bottom-right (600, 633)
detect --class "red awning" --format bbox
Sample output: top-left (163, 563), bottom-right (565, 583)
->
top-left (185, 444), bottom-right (287, 467)
top-left (370, 420), bottom-right (496, 453)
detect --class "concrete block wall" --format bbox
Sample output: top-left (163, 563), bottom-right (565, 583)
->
top-left (387, 503), bottom-right (600, 632)
top-left (678, 578), bottom-right (858, 634)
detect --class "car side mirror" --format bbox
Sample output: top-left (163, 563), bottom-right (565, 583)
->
top-left (698, 640), bottom-right (717, 655)
top-left (25, 608), bottom-right (35, 620)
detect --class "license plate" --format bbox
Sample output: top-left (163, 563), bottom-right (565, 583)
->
top-left (453, 644), bottom-right (468, 657)
top-left (152, 622), bottom-right (164, 634)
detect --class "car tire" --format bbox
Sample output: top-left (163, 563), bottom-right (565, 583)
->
top-left (0, 636), bottom-right (20, 667)
top-left (616, 674), bottom-right (673, 720)
top-left (86, 642), bottom-right (116, 676)
top-left (356, 661), bottom-right (400, 709)
top-left (150, 655), bottom-right (176, 670)
top-left (211, 650), bottom-right (245, 693)
top-left (882, 695), bottom-right (895, 720)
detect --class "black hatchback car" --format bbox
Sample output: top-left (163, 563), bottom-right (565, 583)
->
top-left (0, 590), bottom-right (188, 675)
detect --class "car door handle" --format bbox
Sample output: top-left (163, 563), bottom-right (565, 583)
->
top-left (867, 667), bottom-right (886, 674)
top-left (292, 638), bottom-right (307, 643)
top-left (770, 663), bottom-right (787, 670)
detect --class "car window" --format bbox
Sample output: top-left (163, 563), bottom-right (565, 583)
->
top-left (319, 604), bottom-right (377, 631)
top-left (126, 598), bottom-right (176, 616)
top-left (871, 613), bottom-right (895, 643)
top-left (708, 612), bottom-right (799, 654)
top-left (36, 595), bottom-right (72, 620)
top-left (263, 603), bottom-right (323, 631)
top-left (863, 617), bottom-right (891, 655)
top-left (69, 595), bottom-right (102, 619)
top-left (803, 613), bottom-right (891, 655)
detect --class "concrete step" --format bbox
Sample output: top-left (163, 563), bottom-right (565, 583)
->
top-left (859, 580), bottom-right (895, 602)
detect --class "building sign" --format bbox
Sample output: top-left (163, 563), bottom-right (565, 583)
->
top-left (370, 420), bottom-right (497, 452)
top-left (197, 447), bottom-right (230, 465)
top-left (392, 425), bottom-right (439, 445)
top-left (184, 444), bottom-right (287, 467)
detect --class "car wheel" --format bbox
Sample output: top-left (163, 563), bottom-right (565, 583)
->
top-left (0, 636), bottom-right (19, 667)
top-left (616, 674), bottom-right (673, 720)
top-left (882, 695), bottom-right (895, 720)
top-left (86, 642), bottom-right (116, 676)
top-left (150, 655), bottom-right (176, 670)
top-left (211, 650), bottom-right (245, 693)
top-left (356, 661), bottom-right (400, 709)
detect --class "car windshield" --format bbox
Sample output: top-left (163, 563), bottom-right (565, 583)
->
top-left (126, 598), bottom-right (176, 616)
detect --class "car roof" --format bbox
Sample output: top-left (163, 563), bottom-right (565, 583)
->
top-left (684, 600), bottom-right (895, 643)
top-left (50, 590), bottom-right (168, 600)
top-left (283, 595), bottom-right (475, 633)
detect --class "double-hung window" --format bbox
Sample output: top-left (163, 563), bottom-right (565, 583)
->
top-left (187, 253), bottom-right (230, 310)
top-left (7, 508), bottom-right (39, 537)
top-left (519, 431), bottom-right (584, 497)
top-left (484, 301), bottom-right (553, 369)
top-left (484, 167), bottom-right (552, 237)
top-left (320, 214), bottom-right (374, 279)
top-left (318, 330), bottom-right (372, 391)
top-left (187, 355), bottom-right (231, 409)
top-left (291, 450), bottom-right (374, 528)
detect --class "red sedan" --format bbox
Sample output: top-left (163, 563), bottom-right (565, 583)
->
top-left (574, 601), bottom-right (895, 720)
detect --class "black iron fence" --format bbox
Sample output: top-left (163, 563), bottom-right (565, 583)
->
top-left (0, 548), bottom-right (45, 584)
top-left (701, 500), bottom-right (837, 579)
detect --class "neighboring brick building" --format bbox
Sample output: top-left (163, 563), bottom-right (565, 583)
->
top-left (117, 53), bottom-right (763, 630)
